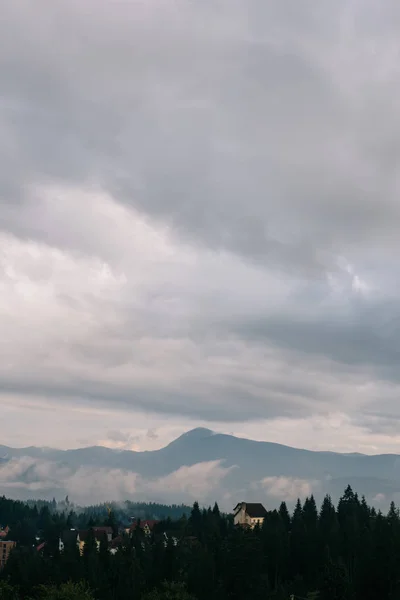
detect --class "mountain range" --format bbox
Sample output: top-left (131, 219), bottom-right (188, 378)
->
top-left (1, 428), bottom-right (400, 510)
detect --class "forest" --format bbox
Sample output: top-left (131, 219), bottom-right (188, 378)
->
top-left (1, 486), bottom-right (400, 599)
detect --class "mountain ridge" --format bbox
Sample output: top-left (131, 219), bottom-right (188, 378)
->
top-left (2, 428), bottom-right (398, 458)
top-left (2, 428), bottom-right (400, 508)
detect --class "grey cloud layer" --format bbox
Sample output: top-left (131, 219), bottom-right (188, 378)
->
top-left (0, 456), bottom-right (234, 506)
top-left (1, 0), bottom-right (400, 437)
top-left (0, 454), bottom-right (318, 509)
top-left (3, 0), bottom-right (400, 266)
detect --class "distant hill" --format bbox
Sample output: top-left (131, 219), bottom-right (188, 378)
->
top-left (2, 428), bottom-right (400, 510)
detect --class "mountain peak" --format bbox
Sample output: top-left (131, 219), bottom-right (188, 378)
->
top-left (166, 428), bottom-right (215, 447)
top-left (181, 427), bottom-right (215, 439)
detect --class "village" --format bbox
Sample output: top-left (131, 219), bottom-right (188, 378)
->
top-left (0, 501), bottom-right (268, 569)
top-left (1, 488), bottom-right (396, 599)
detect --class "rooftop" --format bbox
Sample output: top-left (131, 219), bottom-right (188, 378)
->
top-left (234, 502), bottom-right (267, 518)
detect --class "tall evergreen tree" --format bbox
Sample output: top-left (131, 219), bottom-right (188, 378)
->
top-left (278, 501), bottom-right (291, 532)
top-left (188, 503), bottom-right (202, 540)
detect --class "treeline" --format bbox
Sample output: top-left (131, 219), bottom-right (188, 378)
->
top-left (81, 501), bottom-right (192, 523)
top-left (25, 497), bottom-right (192, 522)
top-left (0, 495), bottom-right (191, 546)
top-left (2, 486), bottom-right (400, 599)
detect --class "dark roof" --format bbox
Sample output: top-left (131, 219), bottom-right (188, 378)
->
top-left (93, 527), bottom-right (112, 537)
top-left (78, 529), bottom-right (109, 543)
top-left (245, 503), bottom-right (267, 518)
top-left (110, 535), bottom-right (123, 549)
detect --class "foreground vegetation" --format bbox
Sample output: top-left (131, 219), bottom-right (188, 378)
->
top-left (1, 487), bottom-right (400, 599)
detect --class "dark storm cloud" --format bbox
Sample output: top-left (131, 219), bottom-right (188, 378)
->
top-left (232, 296), bottom-right (400, 376)
top-left (0, 361), bottom-right (316, 422)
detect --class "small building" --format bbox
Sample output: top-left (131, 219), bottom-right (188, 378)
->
top-left (77, 528), bottom-right (111, 554)
top-left (0, 540), bottom-right (16, 569)
top-left (59, 527), bottom-right (113, 555)
top-left (233, 502), bottom-right (267, 528)
top-left (92, 527), bottom-right (113, 543)
top-left (127, 520), bottom-right (159, 536)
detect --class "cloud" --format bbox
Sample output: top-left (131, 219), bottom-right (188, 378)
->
top-left (3, 0), bottom-right (400, 271)
top-left (1, 193), bottom-right (370, 424)
top-left (372, 493), bottom-right (386, 505)
top-left (258, 476), bottom-right (319, 503)
top-left (0, 456), bottom-right (235, 507)
top-left (103, 431), bottom-right (141, 451)
top-left (141, 461), bottom-right (237, 505)
top-left (100, 428), bottom-right (158, 450)
top-left (0, 453), bottom-right (316, 509)
top-left (1, 0), bottom-right (400, 454)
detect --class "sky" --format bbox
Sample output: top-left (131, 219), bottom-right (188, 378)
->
top-left (2, 0), bottom-right (400, 457)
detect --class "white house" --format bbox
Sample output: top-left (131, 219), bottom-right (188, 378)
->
top-left (233, 502), bottom-right (267, 528)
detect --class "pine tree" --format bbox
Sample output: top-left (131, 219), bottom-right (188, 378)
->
top-left (188, 502), bottom-right (202, 539)
top-left (278, 501), bottom-right (291, 532)
top-left (290, 498), bottom-right (307, 582)
top-left (302, 496), bottom-right (318, 585)
top-left (66, 511), bottom-right (75, 529)
top-left (83, 529), bottom-right (99, 590)
top-left (212, 502), bottom-right (220, 518)
top-left (104, 509), bottom-right (118, 538)
top-left (320, 558), bottom-right (349, 600)
top-left (337, 485), bottom-right (360, 585)
top-left (318, 495), bottom-right (340, 565)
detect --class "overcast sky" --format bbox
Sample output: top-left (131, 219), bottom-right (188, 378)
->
top-left (2, 0), bottom-right (400, 455)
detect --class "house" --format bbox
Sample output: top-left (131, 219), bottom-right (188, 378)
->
top-left (0, 540), bottom-right (16, 569)
top-left (233, 502), bottom-right (267, 528)
top-left (77, 528), bottom-right (112, 554)
top-left (59, 527), bottom-right (113, 555)
top-left (127, 520), bottom-right (159, 536)
top-left (92, 527), bottom-right (113, 543)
